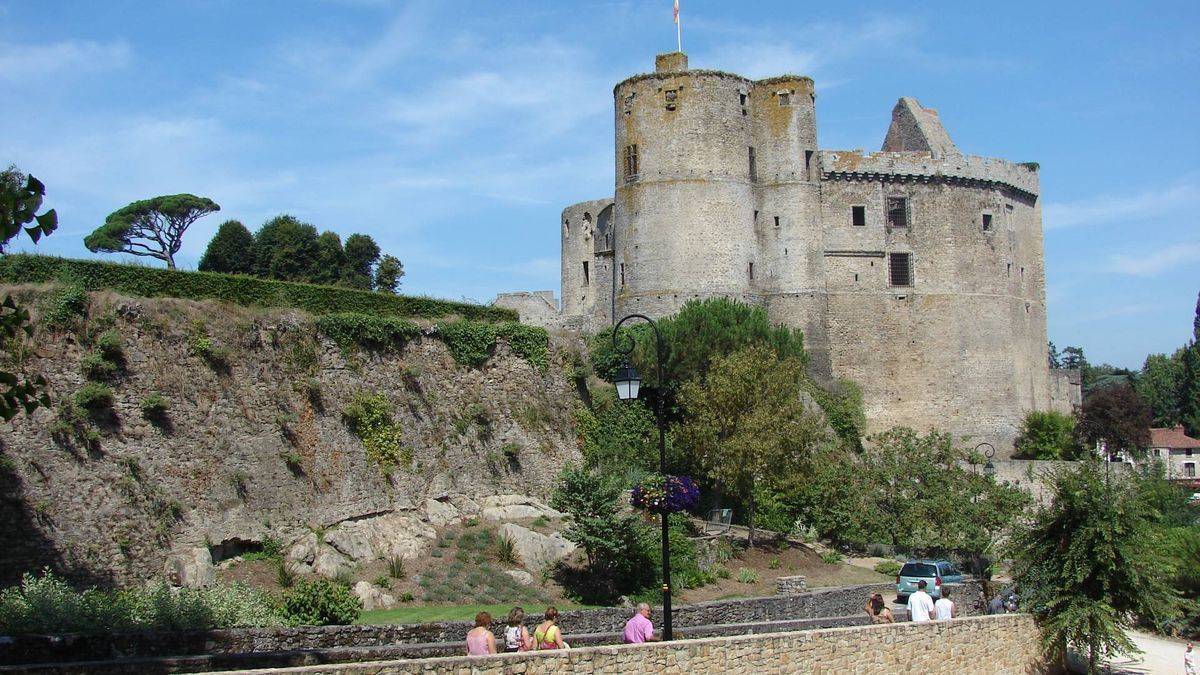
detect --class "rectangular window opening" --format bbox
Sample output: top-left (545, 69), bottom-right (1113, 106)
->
top-left (886, 197), bottom-right (908, 228)
top-left (889, 253), bottom-right (913, 287)
top-left (749, 262), bottom-right (754, 280)
top-left (982, 213), bottom-right (993, 231)
top-left (1186, 463), bottom-right (1196, 478)
top-left (778, 91), bottom-right (791, 106)
top-left (753, 210), bottom-right (759, 223)
top-left (748, 147), bottom-right (757, 181)
top-left (805, 150), bottom-right (814, 178)
top-left (773, 216), bottom-right (780, 227)
top-left (620, 263), bottom-right (625, 286)
top-left (582, 261), bottom-right (590, 285)
top-left (739, 92), bottom-right (747, 106)
top-left (624, 144), bottom-right (639, 178)
top-left (851, 205), bottom-right (866, 227)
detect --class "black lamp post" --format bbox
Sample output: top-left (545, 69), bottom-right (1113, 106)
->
top-left (975, 443), bottom-right (996, 478)
top-left (612, 313), bottom-right (672, 641)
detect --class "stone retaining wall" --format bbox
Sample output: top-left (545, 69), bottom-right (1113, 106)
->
top-left (224, 614), bottom-right (1046, 675)
top-left (0, 581), bottom-right (985, 666)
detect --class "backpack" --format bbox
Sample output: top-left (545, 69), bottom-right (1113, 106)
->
top-left (505, 625), bottom-right (524, 651)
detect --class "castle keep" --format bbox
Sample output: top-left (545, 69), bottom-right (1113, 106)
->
top-left (498, 52), bottom-right (1077, 454)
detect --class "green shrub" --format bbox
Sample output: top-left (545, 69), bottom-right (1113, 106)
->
top-left (276, 562), bottom-right (296, 588)
top-left (501, 443), bottom-right (521, 460)
top-left (315, 313), bottom-right (420, 351)
top-left (0, 570), bottom-right (282, 634)
top-left (93, 330), bottom-right (123, 360)
top-left (341, 393), bottom-right (409, 471)
top-left (40, 284), bottom-right (89, 329)
top-left (874, 561), bottom-right (902, 577)
top-left (711, 563), bottom-right (731, 580)
top-left (282, 579), bottom-right (361, 626)
top-left (398, 592), bottom-right (414, 603)
top-left (189, 332), bottom-right (229, 367)
top-left (1014, 410), bottom-right (1080, 460)
top-left (0, 254), bottom-right (515, 322)
top-left (372, 575), bottom-right (392, 590)
top-left (494, 322), bottom-right (549, 370)
top-left (820, 551), bottom-right (844, 565)
top-left (768, 557), bottom-right (781, 570)
top-left (494, 535), bottom-right (519, 565)
top-left (80, 352), bottom-right (118, 380)
top-left (385, 556), bottom-right (407, 580)
top-left (74, 382), bottom-right (114, 413)
top-left (139, 393), bottom-right (169, 419)
top-left (736, 568), bottom-right (760, 584)
top-left (435, 320), bottom-right (497, 367)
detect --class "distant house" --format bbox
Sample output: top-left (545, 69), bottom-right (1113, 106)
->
top-left (1149, 425), bottom-right (1200, 480)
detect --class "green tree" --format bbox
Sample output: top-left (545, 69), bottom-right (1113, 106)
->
top-left (1077, 382), bottom-right (1152, 459)
top-left (198, 220), bottom-right (255, 274)
top-left (675, 346), bottom-right (827, 545)
top-left (341, 233), bottom-right (380, 290)
top-left (1137, 351), bottom-right (1183, 428)
top-left (374, 254), bottom-right (404, 293)
top-left (85, 194), bottom-right (218, 269)
top-left (574, 389), bottom-right (664, 478)
top-left (1048, 341), bottom-right (1061, 368)
top-left (1180, 290), bottom-right (1200, 436)
top-left (1014, 410), bottom-right (1080, 460)
top-left (312, 231), bottom-right (346, 286)
top-left (550, 464), bottom-right (654, 603)
top-left (0, 166), bottom-right (57, 420)
top-left (1060, 346), bottom-right (1087, 371)
top-left (1010, 461), bottom-right (1180, 672)
top-left (252, 215), bottom-right (321, 282)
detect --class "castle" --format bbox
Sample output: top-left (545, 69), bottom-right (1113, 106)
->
top-left (497, 52), bottom-right (1079, 454)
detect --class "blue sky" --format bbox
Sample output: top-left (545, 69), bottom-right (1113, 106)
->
top-left (2, 0), bottom-right (1197, 369)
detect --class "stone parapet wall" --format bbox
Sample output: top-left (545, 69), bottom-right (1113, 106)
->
top-left (0, 581), bottom-right (985, 666)
top-left (236, 614), bottom-right (1046, 675)
top-left (820, 149), bottom-right (1040, 197)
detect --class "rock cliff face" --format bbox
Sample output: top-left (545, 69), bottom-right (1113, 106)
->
top-left (0, 286), bottom-right (580, 587)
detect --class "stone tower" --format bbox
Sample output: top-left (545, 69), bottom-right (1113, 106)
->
top-left (496, 52), bottom-right (1077, 454)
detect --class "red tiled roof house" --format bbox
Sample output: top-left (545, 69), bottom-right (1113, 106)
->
top-left (1149, 425), bottom-right (1200, 480)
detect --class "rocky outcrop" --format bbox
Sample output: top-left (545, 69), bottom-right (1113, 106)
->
top-left (481, 495), bottom-right (564, 522)
top-left (352, 581), bottom-right (397, 611)
top-left (0, 288), bottom-right (581, 587)
top-left (500, 523), bottom-right (576, 572)
top-left (163, 547), bottom-right (215, 588)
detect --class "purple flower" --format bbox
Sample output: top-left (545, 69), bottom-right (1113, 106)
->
top-left (631, 474), bottom-right (699, 513)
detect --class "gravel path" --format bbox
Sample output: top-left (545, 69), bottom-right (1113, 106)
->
top-left (1100, 630), bottom-right (1191, 674)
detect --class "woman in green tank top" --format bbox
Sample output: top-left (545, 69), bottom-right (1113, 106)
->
top-left (533, 606), bottom-right (565, 650)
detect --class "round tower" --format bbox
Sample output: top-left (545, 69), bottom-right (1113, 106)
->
top-left (613, 53), bottom-right (765, 318)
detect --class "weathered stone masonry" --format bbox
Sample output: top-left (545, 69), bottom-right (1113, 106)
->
top-left (498, 51), bottom-right (1079, 455)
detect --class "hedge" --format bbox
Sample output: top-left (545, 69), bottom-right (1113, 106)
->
top-left (0, 254), bottom-right (516, 322)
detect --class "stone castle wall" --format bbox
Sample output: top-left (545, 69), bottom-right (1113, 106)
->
top-left (508, 52), bottom-right (1069, 455)
top-left (242, 614), bottom-right (1046, 675)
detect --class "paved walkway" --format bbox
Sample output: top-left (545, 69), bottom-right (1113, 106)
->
top-left (1099, 630), bottom-right (1191, 674)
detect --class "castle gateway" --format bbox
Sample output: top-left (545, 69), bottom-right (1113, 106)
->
top-left (498, 52), bottom-right (1079, 455)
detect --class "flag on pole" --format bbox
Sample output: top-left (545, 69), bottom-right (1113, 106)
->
top-left (674, 0), bottom-right (682, 52)
top-left (673, 0), bottom-right (679, 24)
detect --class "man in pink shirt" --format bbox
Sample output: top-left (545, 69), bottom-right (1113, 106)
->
top-left (622, 603), bottom-right (660, 644)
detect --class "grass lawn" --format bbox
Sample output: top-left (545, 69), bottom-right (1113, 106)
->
top-left (359, 603), bottom-right (597, 625)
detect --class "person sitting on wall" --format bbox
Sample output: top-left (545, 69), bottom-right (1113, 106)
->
top-left (623, 603), bottom-right (661, 643)
top-left (465, 611), bottom-right (497, 656)
top-left (864, 593), bottom-right (895, 623)
top-left (533, 606), bottom-right (567, 650)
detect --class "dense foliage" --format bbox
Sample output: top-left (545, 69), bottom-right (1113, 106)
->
top-left (1077, 382), bottom-right (1152, 458)
top-left (0, 571), bottom-right (282, 634)
top-left (0, 254), bottom-right (515, 321)
top-left (374, 254), bottom-right (404, 293)
top-left (342, 393), bottom-right (409, 472)
top-left (281, 579), bottom-right (361, 626)
top-left (435, 320), bottom-right (549, 371)
top-left (0, 166), bottom-right (56, 420)
top-left (676, 345), bottom-right (827, 543)
top-left (760, 428), bottom-right (1030, 565)
top-left (198, 220), bottom-right (255, 275)
top-left (1014, 410), bottom-right (1081, 460)
top-left (550, 465), bottom-right (656, 603)
top-left (1010, 462), bottom-right (1182, 672)
top-left (315, 313), bottom-right (421, 351)
top-left (85, 194), bottom-right (219, 269)
top-left (572, 390), bottom-right (665, 478)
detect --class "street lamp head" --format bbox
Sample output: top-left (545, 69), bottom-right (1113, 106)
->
top-left (984, 459), bottom-right (996, 478)
top-left (614, 363), bottom-right (642, 401)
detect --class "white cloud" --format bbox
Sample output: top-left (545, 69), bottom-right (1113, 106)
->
top-left (1044, 176), bottom-right (1200, 229)
top-left (0, 39), bottom-right (130, 80)
top-left (1110, 241), bottom-right (1200, 277)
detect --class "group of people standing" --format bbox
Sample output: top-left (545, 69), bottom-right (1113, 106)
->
top-left (865, 581), bottom-right (955, 624)
top-left (466, 603), bottom-right (661, 656)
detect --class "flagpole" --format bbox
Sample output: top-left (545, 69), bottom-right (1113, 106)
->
top-left (676, 2), bottom-right (682, 52)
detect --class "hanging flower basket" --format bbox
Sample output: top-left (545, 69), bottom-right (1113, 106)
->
top-left (630, 474), bottom-right (699, 514)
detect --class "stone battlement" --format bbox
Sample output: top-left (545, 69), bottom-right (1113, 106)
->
top-left (821, 149), bottom-right (1040, 198)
